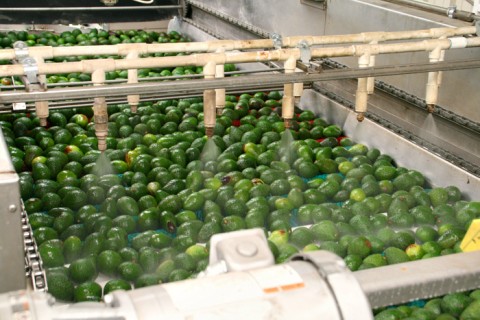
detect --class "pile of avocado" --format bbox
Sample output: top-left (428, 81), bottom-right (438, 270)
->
top-left (1, 35), bottom-right (480, 317)
top-left (3, 91), bottom-right (480, 317)
top-left (0, 28), bottom-right (235, 85)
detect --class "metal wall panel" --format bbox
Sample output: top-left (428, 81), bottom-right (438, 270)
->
top-left (188, 0), bottom-right (480, 122)
top-left (301, 89), bottom-right (480, 200)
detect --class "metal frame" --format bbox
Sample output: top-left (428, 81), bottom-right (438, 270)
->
top-left (1, 59), bottom-right (479, 105)
top-left (0, 128), bottom-right (25, 293)
top-left (300, 88), bottom-right (480, 199)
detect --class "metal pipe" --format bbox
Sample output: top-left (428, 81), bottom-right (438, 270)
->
top-left (1, 59), bottom-right (479, 104)
top-left (0, 26), bottom-right (475, 61)
top-left (381, 0), bottom-right (478, 22)
top-left (0, 6), bottom-right (182, 11)
top-left (0, 68), bottom-right (284, 91)
top-left (0, 84), bottom-right (295, 112)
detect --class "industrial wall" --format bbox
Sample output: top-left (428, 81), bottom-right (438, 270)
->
top-left (191, 0), bottom-right (480, 123)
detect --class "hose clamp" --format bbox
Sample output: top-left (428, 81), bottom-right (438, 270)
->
top-left (449, 37), bottom-right (468, 49)
top-left (271, 33), bottom-right (283, 49)
top-left (446, 6), bottom-right (456, 19)
top-left (21, 57), bottom-right (39, 84)
top-left (297, 40), bottom-right (311, 66)
top-left (13, 41), bottom-right (29, 60)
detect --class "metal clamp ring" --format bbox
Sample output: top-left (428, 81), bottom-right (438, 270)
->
top-left (21, 57), bottom-right (39, 84)
top-left (13, 41), bottom-right (29, 60)
top-left (297, 40), bottom-right (311, 65)
top-left (446, 6), bottom-right (456, 18)
top-left (270, 33), bottom-right (283, 49)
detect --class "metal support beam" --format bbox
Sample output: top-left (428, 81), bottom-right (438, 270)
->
top-left (355, 250), bottom-right (480, 308)
top-left (0, 59), bottom-right (479, 105)
top-left (0, 5), bottom-right (182, 11)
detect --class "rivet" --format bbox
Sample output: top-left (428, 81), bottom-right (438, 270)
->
top-left (9, 205), bottom-right (17, 213)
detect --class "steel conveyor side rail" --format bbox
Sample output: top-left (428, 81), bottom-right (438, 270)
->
top-left (1, 59), bottom-right (479, 105)
top-left (0, 128), bottom-right (26, 293)
top-left (354, 250), bottom-right (480, 309)
top-left (0, 6), bottom-right (183, 11)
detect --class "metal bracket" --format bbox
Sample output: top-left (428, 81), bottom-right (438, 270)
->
top-left (199, 229), bottom-right (274, 277)
top-left (12, 102), bottom-right (27, 111)
top-left (13, 41), bottom-right (29, 61)
top-left (446, 6), bottom-right (456, 18)
top-left (100, 0), bottom-right (118, 6)
top-left (297, 40), bottom-right (311, 66)
top-left (271, 33), bottom-right (283, 49)
top-left (21, 57), bottom-right (39, 85)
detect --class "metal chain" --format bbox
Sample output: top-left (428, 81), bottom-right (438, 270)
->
top-left (185, 0), bottom-right (271, 38)
top-left (312, 81), bottom-right (480, 177)
top-left (21, 202), bottom-right (47, 292)
top-left (321, 58), bottom-right (480, 134)
top-left (182, 17), bottom-right (226, 40)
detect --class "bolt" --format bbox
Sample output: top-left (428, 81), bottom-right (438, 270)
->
top-left (9, 204), bottom-right (17, 213)
top-left (104, 294), bottom-right (116, 307)
top-left (284, 118), bottom-right (292, 129)
top-left (236, 241), bottom-right (258, 257)
top-left (357, 113), bottom-right (365, 122)
top-left (427, 104), bottom-right (435, 113)
top-left (216, 108), bottom-right (223, 116)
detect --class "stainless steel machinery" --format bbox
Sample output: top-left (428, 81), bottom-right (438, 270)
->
top-left (2, 229), bottom-right (480, 320)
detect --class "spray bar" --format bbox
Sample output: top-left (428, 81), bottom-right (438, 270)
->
top-left (0, 37), bottom-right (479, 78)
top-left (0, 26), bottom-right (475, 60)
top-left (1, 59), bottom-right (479, 105)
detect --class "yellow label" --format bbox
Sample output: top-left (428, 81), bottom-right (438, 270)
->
top-left (460, 219), bottom-right (480, 252)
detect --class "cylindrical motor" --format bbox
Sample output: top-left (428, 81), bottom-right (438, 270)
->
top-left (0, 251), bottom-right (373, 320)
